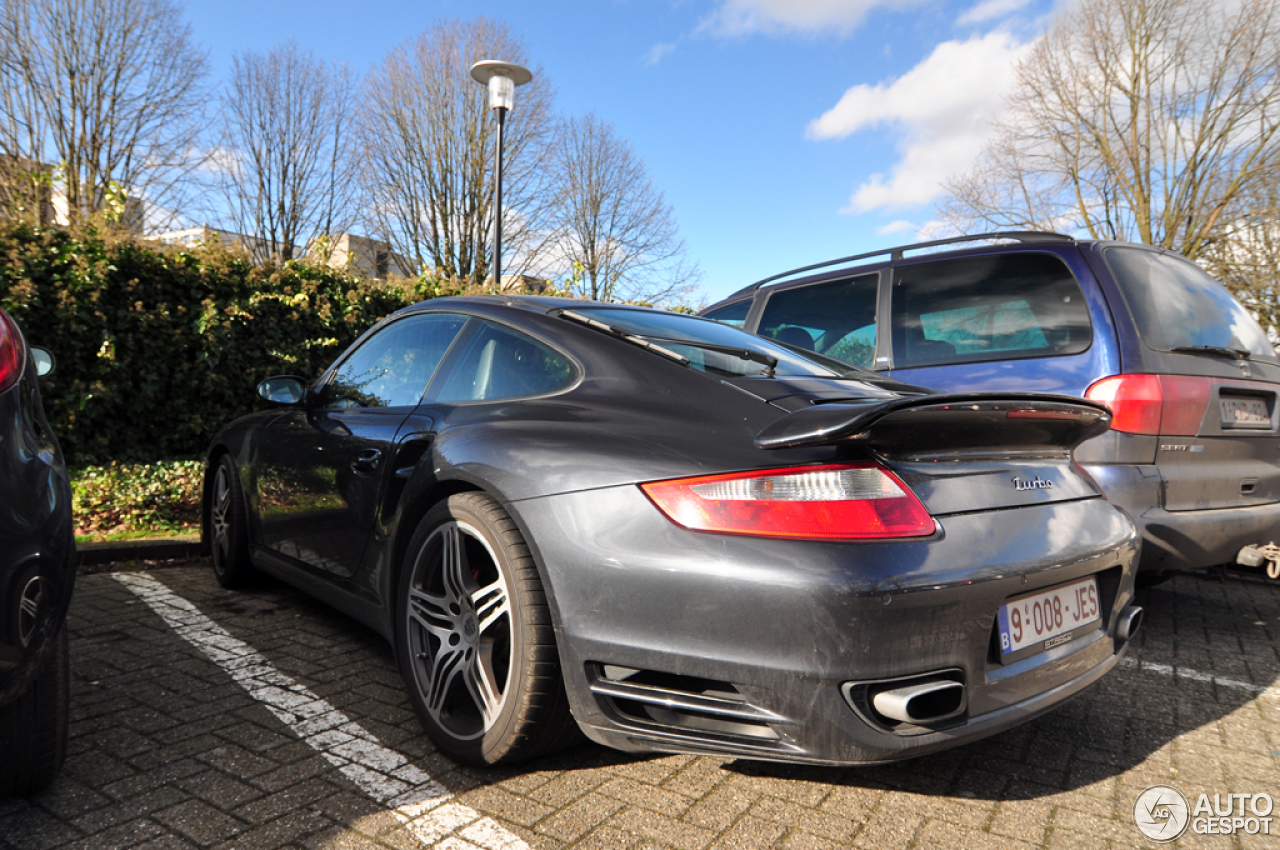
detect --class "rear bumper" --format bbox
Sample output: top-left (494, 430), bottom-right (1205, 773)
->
top-left (510, 486), bottom-right (1139, 765)
top-left (1083, 463), bottom-right (1280, 572)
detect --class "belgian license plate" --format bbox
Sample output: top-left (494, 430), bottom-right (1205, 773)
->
top-left (997, 577), bottom-right (1100, 656)
top-left (1220, 397), bottom-right (1270, 429)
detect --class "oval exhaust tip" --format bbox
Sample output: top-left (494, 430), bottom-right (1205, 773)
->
top-left (1116, 605), bottom-right (1143, 642)
top-left (872, 679), bottom-right (965, 724)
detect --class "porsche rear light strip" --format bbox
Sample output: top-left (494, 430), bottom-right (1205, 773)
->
top-left (641, 463), bottom-right (934, 540)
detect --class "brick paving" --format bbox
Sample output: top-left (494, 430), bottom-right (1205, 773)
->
top-left (1, 562), bottom-right (1278, 849)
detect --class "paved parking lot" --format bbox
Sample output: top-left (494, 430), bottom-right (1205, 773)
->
top-left (1, 560), bottom-right (1278, 850)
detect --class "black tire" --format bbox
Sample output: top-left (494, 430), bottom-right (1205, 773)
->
top-left (396, 492), bottom-right (578, 765)
top-left (0, 625), bottom-right (69, 798)
top-left (209, 454), bottom-right (255, 589)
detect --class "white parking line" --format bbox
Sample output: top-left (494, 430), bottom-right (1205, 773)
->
top-left (114, 572), bottom-right (530, 850)
top-left (1119, 656), bottom-right (1280, 700)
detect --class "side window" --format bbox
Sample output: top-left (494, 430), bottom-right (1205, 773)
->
top-left (758, 274), bottom-right (878, 368)
top-left (323, 312), bottom-right (467, 409)
top-left (891, 253), bottom-right (1091, 368)
top-left (702, 299), bottom-right (752, 328)
top-left (433, 319), bottom-right (575, 403)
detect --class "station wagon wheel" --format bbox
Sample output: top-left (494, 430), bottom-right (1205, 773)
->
top-left (396, 492), bottom-right (578, 765)
top-left (209, 455), bottom-right (254, 588)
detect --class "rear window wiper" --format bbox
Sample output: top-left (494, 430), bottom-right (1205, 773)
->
top-left (1168, 345), bottom-right (1252, 361)
top-left (556, 309), bottom-right (690, 366)
top-left (639, 336), bottom-right (779, 377)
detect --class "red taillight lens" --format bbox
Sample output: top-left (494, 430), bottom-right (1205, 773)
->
top-left (640, 463), bottom-right (935, 540)
top-left (1084, 374), bottom-right (1212, 435)
top-left (0, 310), bottom-right (22, 393)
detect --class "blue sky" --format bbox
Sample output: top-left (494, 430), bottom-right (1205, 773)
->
top-left (183, 0), bottom-right (1065, 303)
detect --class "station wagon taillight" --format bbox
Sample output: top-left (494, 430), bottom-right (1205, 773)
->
top-left (1084, 374), bottom-right (1213, 436)
top-left (641, 463), bottom-right (935, 540)
top-left (0, 309), bottom-right (21, 393)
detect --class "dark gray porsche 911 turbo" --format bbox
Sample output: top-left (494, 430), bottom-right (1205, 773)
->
top-left (203, 294), bottom-right (1142, 767)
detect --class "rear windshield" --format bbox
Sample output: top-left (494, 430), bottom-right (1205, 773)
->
top-left (1103, 247), bottom-right (1278, 362)
top-left (566, 306), bottom-right (875, 379)
top-left (890, 253), bottom-right (1092, 368)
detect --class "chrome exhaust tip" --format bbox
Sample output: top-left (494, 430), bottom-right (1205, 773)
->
top-left (1116, 605), bottom-right (1143, 642)
top-left (871, 679), bottom-right (966, 725)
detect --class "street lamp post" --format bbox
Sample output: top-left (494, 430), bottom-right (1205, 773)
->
top-left (469, 60), bottom-right (533, 291)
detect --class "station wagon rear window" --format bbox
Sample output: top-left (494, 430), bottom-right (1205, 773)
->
top-left (1103, 247), bottom-right (1278, 362)
top-left (890, 253), bottom-right (1091, 368)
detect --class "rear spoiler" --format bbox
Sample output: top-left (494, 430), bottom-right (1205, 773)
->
top-left (755, 393), bottom-right (1111, 454)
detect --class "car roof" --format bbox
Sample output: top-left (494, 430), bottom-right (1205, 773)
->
top-left (403, 293), bottom-right (714, 322)
top-left (716, 231), bottom-right (1081, 304)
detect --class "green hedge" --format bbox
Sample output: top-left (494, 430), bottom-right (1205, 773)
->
top-left (72, 460), bottom-right (204, 539)
top-left (0, 223), bottom-right (416, 464)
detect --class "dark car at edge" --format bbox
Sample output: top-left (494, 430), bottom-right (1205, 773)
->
top-left (203, 295), bottom-right (1141, 767)
top-left (0, 309), bottom-right (74, 797)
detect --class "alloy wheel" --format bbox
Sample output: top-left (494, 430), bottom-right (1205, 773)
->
top-left (404, 520), bottom-right (513, 740)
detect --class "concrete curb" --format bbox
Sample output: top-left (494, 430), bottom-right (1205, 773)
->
top-left (78, 536), bottom-right (203, 566)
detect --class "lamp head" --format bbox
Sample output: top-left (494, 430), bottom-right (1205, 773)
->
top-left (469, 60), bottom-right (533, 113)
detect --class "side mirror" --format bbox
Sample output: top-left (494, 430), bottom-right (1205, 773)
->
top-left (257, 375), bottom-right (308, 405)
top-left (30, 346), bottom-right (54, 378)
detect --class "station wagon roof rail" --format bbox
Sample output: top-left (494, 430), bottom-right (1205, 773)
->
top-left (734, 231), bottom-right (1076, 296)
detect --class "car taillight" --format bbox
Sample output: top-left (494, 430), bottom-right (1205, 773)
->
top-left (0, 310), bottom-right (22, 393)
top-left (1084, 374), bottom-right (1213, 435)
top-left (640, 463), bottom-right (935, 540)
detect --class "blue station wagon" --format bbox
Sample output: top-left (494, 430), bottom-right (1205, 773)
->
top-left (702, 232), bottom-right (1280, 579)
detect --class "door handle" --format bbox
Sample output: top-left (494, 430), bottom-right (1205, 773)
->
top-left (352, 448), bottom-right (382, 474)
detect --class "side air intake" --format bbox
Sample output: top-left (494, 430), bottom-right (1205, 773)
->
top-left (587, 664), bottom-right (786, 743)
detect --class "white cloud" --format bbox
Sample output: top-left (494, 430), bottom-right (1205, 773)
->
top-left (698, 0), bottom-right (926, 37)
top-left (198, 145), bottom-right (241, 177)
top-left (957, 0), bottom-right (1033, 25)
top-left (877, 220), bottom-right (915, 235)
top-left (646, 41), bottom-right (678, 65)
top-left (807, 30), bottom-right (1033, 212)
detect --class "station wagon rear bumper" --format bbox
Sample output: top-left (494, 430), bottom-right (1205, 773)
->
top-left (1084, 463), bottom-right (1280, 572)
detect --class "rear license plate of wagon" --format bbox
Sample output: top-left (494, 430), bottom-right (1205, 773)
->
top-left (997, 577), bottom-right (1100, 657)
top-left (1220, 396), bottom-right (1270, 429)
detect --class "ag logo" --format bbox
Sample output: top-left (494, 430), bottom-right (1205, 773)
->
top-left (1134, 785), bottom-right (1190, 842)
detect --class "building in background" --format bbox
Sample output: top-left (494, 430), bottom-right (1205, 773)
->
top-left (310, 233), bottom-right (407, 280)
top-left (154, 225), bottom-right (274, 257)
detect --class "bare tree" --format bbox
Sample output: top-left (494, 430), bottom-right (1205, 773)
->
top-left (358, 18), bottom-right (553, 285)
top-left (218, 42), bottom-right (355, 263)
top-left (1200, 184), bottom-right (1280, 338)
top-left (543, 112), bottom-right (700, 304)
top-left (939, 0), bottom-right (1280, 262)
top-left (0, 18), bottom-right (48, 223)
top-left (0, 0), bottom-right (209, 228)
